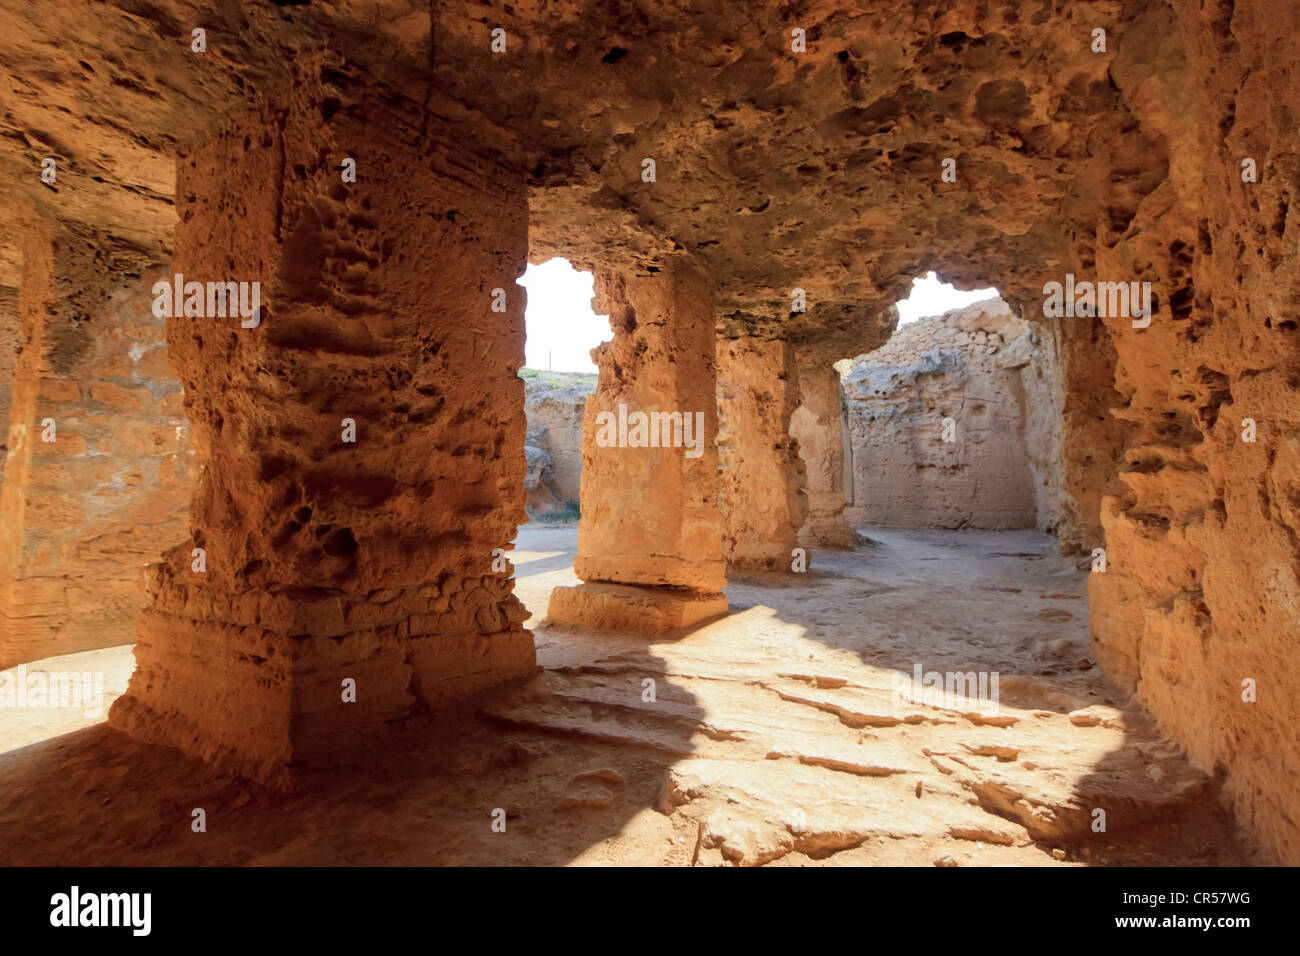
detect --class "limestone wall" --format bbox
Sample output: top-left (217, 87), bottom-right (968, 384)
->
top-left (791, 356), bottom-right (856, 548)
top-left (842, 299), bottom-right (1049, 531)
top-left (522, 372), bottom-right (594, 516)
top-left (0, 0), bottom-right (1297, 862)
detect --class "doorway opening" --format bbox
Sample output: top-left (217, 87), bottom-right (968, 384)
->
top-left (517, 258), bottom-right (608, 522)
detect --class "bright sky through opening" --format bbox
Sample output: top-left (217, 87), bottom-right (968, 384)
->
top-left (519, 259), bottom-right (608, 373)
top-left (895, 272), bottom-right (999, 325)
top-left (520, 262), bottom-right (1000, 373)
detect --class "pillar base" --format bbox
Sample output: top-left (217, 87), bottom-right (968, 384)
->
top-left (547, 582), bottom-right (727, 633)
top-left (797, 517), bottom-right (857, 550)
top-left (108, 572), bottom-right (536, 784)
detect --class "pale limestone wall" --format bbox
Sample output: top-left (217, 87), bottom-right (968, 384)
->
top-left (523, 374), bottom-right (594, 512)
top-left (842, 299), bottom-right (1045, 531)
top-left (791, 356), bottom-right (855, 548)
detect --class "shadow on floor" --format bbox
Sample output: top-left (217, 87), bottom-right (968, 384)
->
top-left (0, 525), bottom-right (1262, 866)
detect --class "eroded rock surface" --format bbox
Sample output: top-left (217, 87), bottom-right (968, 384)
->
top-left (716, 337), bottom-right (807, 570)
top-left (107, 74), bottom-right (536, 782)
top-left (791, 353), bottom-right (857, 549)
top-left (550, 262), bottom-right (728, 633)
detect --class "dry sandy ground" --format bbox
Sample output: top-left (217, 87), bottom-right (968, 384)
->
top-left (0, 526), bottom-right (1262, 866)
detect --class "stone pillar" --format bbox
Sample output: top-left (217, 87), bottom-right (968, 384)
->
top-left (107, 77), bottom-right (535, 782)
top-left (547, 261), bottom-right (727, 631)
top-left (791, 353), bottom-right (855, 548)
top-left (0, 224), bottom-right (193, 669)
top-left (716, 336), bottom-right (807, 570)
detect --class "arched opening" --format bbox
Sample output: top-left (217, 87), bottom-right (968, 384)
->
top-left (840, 272), bottom-right (1046, 532)
top-left (817, 269), bottom-right (1107, 702)
top-left (507, 257), bottom-right (607, 638)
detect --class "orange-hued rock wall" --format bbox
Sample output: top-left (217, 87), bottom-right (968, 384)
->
top-left (0, 287), bottom-right (16, 482)
top-left (0, 226), bottom-right (194, 668)
top-left (1046, 312), bottom-right (1129, 557)
top-left (1084, 2), bottom-right (1300, 864)
top-left (107, 72), bottom-right (536, 782)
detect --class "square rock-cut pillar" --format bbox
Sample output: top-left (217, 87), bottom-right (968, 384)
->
top-left (791, 352), bottom-right (856, 548)
top-left (716, 336), bottom-right (808, 570)
top-left (547, 263), bottom-right (727, 632)
top-left (107, 79), bottom-right (536, 783)
top-left (0, 225), bottom-right (193, 669)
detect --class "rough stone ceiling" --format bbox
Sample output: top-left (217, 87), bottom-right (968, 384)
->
top-left (0, 0), bottom-right (1178, 353)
